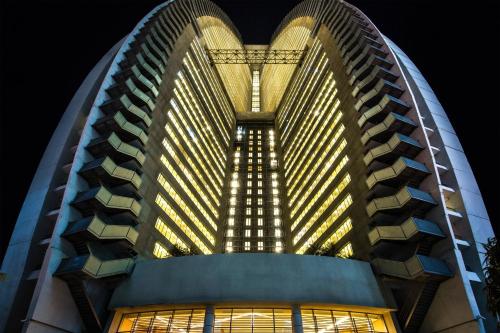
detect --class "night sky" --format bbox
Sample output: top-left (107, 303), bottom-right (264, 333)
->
top-left (0, 0), bottom-right (498, 261)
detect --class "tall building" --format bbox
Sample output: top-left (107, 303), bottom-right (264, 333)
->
top-left (0, 0), bottom-right (495, 332)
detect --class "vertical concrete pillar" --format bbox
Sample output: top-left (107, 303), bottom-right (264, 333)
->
top-left (292, 304), bottom-right (304, 333)
top-left (203, 305), bottom-right (215, 333)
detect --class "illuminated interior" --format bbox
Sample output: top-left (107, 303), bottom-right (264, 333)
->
top-left (114, 307), bottom-right (390, 333)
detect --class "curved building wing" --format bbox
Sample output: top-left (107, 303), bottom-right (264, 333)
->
top-left (0, 1), bottom-right (495, 333)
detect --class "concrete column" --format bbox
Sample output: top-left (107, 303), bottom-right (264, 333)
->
top-left (292, 304), bottom-right (304, 333)
top-left (203, 305), bottom-right (215, 333)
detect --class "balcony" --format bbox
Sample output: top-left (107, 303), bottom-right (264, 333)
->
top-left (79, 156), bottom-right (142, 189)
top-left (368, 217), bottom-right (445, 245)
top-left (107, 78), bottom-right (155, 113)
top-left (113, 64), bottom-right (159, 98)
top-left (361, 112), bottom-right (416, 145)
top-left (100, 94), bottom-right (152, 128)
top-left (366, 157), bottom-right (430, 189)
top-left (338, 21), bottom-right (377, 55)
top-left (366, 186), bottom-right (437, 217)
top-left (352, 66), bottom-right (399, 98)
top-left (55, 254), bottom-right (134, 279)
top-left (349, 53), bottom-right (393, 86)
top-left (363, 133), bottom-right (423, 166)
top-left (93, 111), bottom-right (149, 145)
top-left (86, 132), bottom-right (145, 165)
top-left (354, 79), bottom-right (404, 112)
top-left (372, 255), bottom-right (452, 281)
top-left (71, 186), bottom-right (141, 217)
top-left (358, 95), bottom-right (411, 128)
top-left (63, 215), bottom-right (138, 249)
top-left (346, 43), bottom-right (387, 75)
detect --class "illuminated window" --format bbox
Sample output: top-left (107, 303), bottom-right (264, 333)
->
top-left (275, 229), bottom-right (281, 237)
top-left (153, 242), bottom-right (170, 259)
top-left (227, 229), bottom-right (234, 237)
top-left (296, 195), bottom-right (353, 254)
top-left (337, 242), bottom-right (353, 258)
top-left (258, 208), bottom-right (263, 216)
top-left (257, 159), bottom-right (262, 164)
top-left (274, 218), bottom-right (281, 226)
top-left (245, 242), bottom-right (250, 251)
top-left (229, 207), bottom-right (235, 215)
top-left (245, 218), bottom-right (252, 226)
top-left (258, 241), bottom-right (264, 251)
top-left (258, 189), bottom-right (263, 195)
top-left (245, 229), bottom-right (251, 237)
top-left (247, 181), bottom-right (252, 187)
top-left (118, 308), bottom-right (206, 333)
top-left (246, 208), bottom-right (251, 215)
top-left (258, 218), bottom-right (264, 226)
top-left (273, 208), bottom-right (279, 216)
top-left (258, 229), bottom-right (263, 237)
top-left (226, 241), bottom-right (233, 253)
top-left (246, 198), bottom-right (252, 205)
top-left (321, 218), bottom-right (353, 250)
top-left (247, 189), bottom-right (252, 195)
top-left (228, 218), bottom-right (234, 226)
top-left (301, 309), bottom-right (388, 333)
top-left (257, 173), bottom-right (263, 179)
top-left (258, 197), bottom-right (263, 205)
top-left (258, 181), bottom-right (263, 187)
top-left (155, 194), bottom-right (212, 254)
top-left (275, 241), bottom-right (282, 253)
top-left (155, 218), bottom-right (188, 251)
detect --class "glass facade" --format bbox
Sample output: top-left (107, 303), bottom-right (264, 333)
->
top-left (301, 309), bottom-right (388, 333)
top-left (117, 309), bottom-right (205, 333)
top-left (114, 307), bottom-right (389, 333)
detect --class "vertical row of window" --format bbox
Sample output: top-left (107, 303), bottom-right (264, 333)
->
top-left (251, 70), bottom-right (260, 112)
top-left (276, 42), bottom-right (353, 257)
top-left (225, 127), bottom-right (283, 253)
top-left (153, 39), bottom-right (236, 257)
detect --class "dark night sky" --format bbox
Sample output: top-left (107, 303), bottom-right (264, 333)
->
top-left (0, 0), bottom-right (498, 261)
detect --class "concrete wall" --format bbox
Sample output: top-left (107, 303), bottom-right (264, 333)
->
top-left (110, 253), bottom-right (387, 308)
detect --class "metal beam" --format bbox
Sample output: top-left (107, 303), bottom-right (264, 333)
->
top-left (207, 49), bottom-right (304, 64)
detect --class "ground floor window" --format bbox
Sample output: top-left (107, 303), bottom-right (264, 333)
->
top-left (214, 308), bottom-right (293, 333)
top-left (117, 309), bottom-right (205, 333)
top-left (301, 309), bottom-right (388, 333)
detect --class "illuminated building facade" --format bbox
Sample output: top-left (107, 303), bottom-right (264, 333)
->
top-left (0, 0), bottom-right (495, 332)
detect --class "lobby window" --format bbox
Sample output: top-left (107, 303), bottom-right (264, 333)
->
top-left (118, 309), bottom-right (205, 333)
top-left (214, 308), bottom-right (292, 333)
top-left (301, 309), bottom-right (388, 333)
